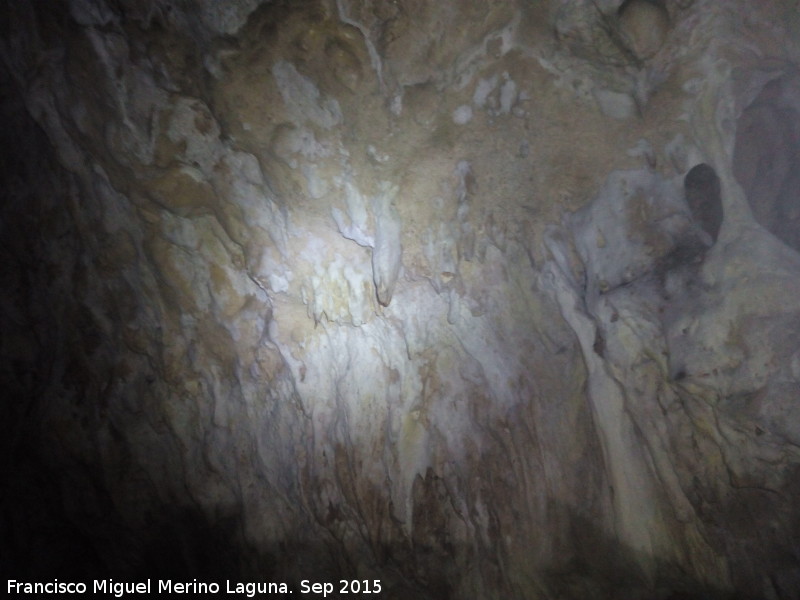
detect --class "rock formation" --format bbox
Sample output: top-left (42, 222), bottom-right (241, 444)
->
top-left (2, 1), bottom-right (799, 598)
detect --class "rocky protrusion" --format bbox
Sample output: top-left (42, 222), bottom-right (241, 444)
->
top-left (617, 0), bottom-right (670, 61)
top-left (371, 183), bottom-right (403, 307)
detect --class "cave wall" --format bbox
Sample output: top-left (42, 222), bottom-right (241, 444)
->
top-left (2, 1), bottom-right (800, 598)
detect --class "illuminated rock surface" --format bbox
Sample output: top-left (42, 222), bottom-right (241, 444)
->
top-left (2, 1), bottom-right (800, 598)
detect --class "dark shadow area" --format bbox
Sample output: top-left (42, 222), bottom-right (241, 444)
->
top-left (131, 508), bottom-right (258, 581)
top-left (0, 449), bottom-right (107, 580)
top-left (0, 51), bottom-right (254, 585)
top-left (733, 69), bottom-right (800, 252)
top-left (541, 507), bottom-right (747, 600)
top-left (0, 433), bottom-right (266, 581)
top-left (0, 451), bottom-right (785, 599)
top-left (684, 163), bottom-right (723, 244)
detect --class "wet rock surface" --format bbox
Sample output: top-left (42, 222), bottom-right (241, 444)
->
top-left (1, 1), bottom-right (800, 598)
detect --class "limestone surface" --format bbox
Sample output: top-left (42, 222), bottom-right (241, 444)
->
top-left (2, 1), bottom-right (800, 598)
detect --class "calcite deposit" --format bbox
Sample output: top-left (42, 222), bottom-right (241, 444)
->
top-left (2, 1), bottom-right (800, 598)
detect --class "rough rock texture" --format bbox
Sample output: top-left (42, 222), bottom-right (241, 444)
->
top-left (2, 1), bottom-right (800, 598)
